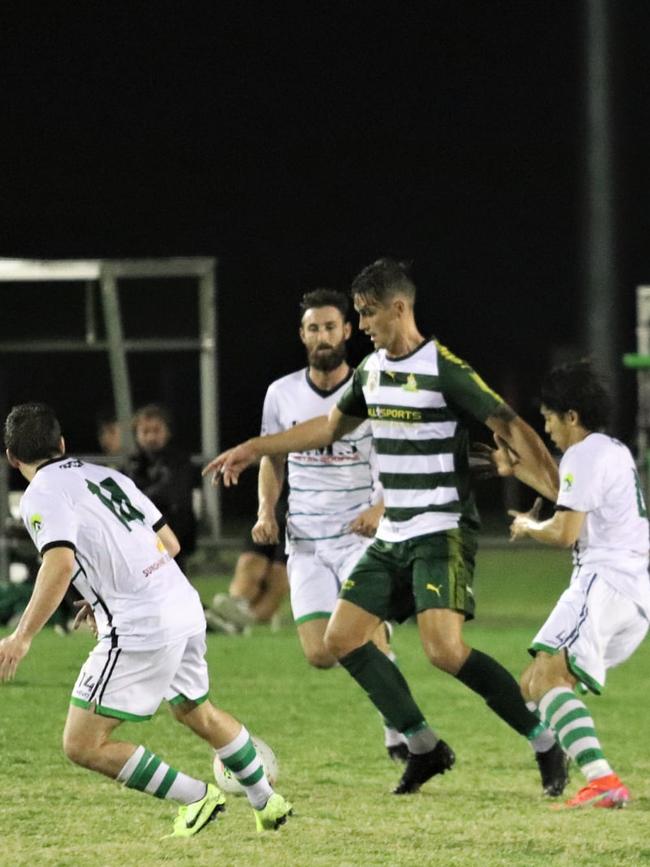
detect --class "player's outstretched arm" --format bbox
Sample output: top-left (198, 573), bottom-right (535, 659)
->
top-left (202, 407), bottom-right (362, 487)
top-left (0, 546), bottom-right (75, 682)
top-left (485, 404), bottom-right (559, 502)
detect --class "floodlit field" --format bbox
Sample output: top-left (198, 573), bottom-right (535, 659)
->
top-left (1, 546), bottom-right (649, 866)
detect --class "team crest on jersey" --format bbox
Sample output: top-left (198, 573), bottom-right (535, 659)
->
top-left (402, 373), bottom-right (418, 393)
top-left (366, 369), bottom-right (380, 394)
top-left (30, 513), bottom-right (43, 534)
top-left (562, 473), bottom-right (574, 492)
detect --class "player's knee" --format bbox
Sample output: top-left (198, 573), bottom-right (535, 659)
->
top-left (324, 627), bottom-right (357, 661)
top-left (304, 646), bottom-right (337, 669)
top-left (422, 640), bottom-right (464, 674)
top-left (62, 731), bottom-right (96, 768)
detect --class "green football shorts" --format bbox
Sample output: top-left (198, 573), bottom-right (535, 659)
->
top-left (339, 528), bottom-right (478, 622)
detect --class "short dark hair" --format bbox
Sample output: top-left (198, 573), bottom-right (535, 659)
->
top-left (541, 361), bottom-right (610, 432)
top-left (351, 258), bottom-right (416, 305)
top-left (4, 402), bottom-right (63, 463)
top-left (132, 403), bottom-right (172, 431)
top-left (299, 288), bottom-right (350, 321)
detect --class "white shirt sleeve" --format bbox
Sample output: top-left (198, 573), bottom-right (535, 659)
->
top-left (260, 383), bottom-right (283, 436)
top-left (21, 485), bottom-right (78, 554)
top-left (556, 443), bottom-right (602, 513)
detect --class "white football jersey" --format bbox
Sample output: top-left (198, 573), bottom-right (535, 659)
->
top-left (20, 456), bottom-right (205, 649)
top-left (557, 433), bottom-right (650, 615)
top-left (261, 368), bottom-right (380, 545)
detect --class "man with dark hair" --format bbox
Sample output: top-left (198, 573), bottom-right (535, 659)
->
top-left (508, 361), bottom-right (650, 809)
top-left (0, 402), bottom-right (292, 836)
top-left (204, 258), bottom-right (568, 797)
top-left (126, 403), bottom-right (197, 573)
top-left (212, 287), bottom-right (408, 759)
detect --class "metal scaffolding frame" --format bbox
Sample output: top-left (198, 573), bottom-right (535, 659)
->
top-left (0, 257), bottom-right (220, 581)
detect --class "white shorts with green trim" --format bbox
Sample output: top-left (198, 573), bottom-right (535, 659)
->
top-left (288, 534), bottom-right (372, 625)
top-left (70, 632), bottom-right (210, 721)
top-left (530, 567), bottom-right (649, 694)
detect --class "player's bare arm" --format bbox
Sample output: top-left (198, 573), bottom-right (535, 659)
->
top-left (509, 503), bottom-right (585, 547)
top-left (157, 523), bottom-right (181, 558)
top-left (202, 406), bottom-right (363, 487)
top-left (252, 455), bottom-right (285, 545)
top-left (485, 403), bottom-right (560, 502)
top-left (0, 546), bottom-right (75, 682)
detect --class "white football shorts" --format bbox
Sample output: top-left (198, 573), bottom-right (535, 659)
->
top-left (70, 632), bottom-right (210, 721)
top-left (530, 566), bottom-right (649, 694)
top-left (287, 534), bottom-right (372, 624)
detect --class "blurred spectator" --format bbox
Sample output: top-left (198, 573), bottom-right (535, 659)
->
top-left (96, 409), bottom-right (124, 469)
top-left (208, 505), bottom-right (289, 633)
top-left (125, 404), bottom-right (198, 573)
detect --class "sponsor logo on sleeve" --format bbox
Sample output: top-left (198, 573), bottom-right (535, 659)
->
top-left (30, 513), bottom-right (43, 534)
top-left (562, 473), bottom-right (574, 492)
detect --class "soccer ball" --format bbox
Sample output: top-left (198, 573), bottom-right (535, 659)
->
top-left (213, 736), bottom-right (279, 795)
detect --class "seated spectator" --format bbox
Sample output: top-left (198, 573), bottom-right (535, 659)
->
top-left (208, 506), bottom-right (289, 633)
top-left (125, 404), bottom-right (198, 573)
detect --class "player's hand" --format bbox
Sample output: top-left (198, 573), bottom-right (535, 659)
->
top-left (349, 502), bottom-right (383, 538)
top-left (492, 435), bottom-right (520, 477)
top-left (72, 600), bottom-right (98, 638)
top-left (202, 441), bottom-right (259, 487)
top-left (507, 497), bottom-right (543, 541)
top-left (0, 632), bottom-right (31, 682)
top-left (251, 516), bottom-right (280, 545)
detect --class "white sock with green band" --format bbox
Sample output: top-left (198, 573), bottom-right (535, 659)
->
top-left (539, 687), bottom-right (612, 781)
top-left (117, 745), bottom-right (207, 804)
top-left (216, 726), bottom-right (273, 809)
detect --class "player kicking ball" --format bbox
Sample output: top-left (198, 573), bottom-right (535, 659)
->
top-left (507, 362), bottom-right (650, 809)
top-left (0, 403), bottom-right (292, 837)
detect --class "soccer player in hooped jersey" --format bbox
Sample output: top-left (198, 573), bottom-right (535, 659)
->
top-left (205, 258), bottom-right (567, 797)
top-left (0, 403), bottom-right (292, 837)
top-left (508, 362), bottom-right (650, 809)
top-left (214, 288), bottom-right (408, 760)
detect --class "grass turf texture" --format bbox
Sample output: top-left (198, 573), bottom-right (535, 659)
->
top-left (1, 546), bottom-right (649, 866)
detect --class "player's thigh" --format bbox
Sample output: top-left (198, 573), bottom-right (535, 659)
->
top-left (411, 529), bottom-right (477, 620)
top-left (325, 598), bottom-right (383, 657)
top-left (165, 632), bottom-right (210, 707)
top-left (63, 702), bottom-right (122, 755)
top-left (338, 540), bottom-right (411, 623)
top-left (287, 547), bottom-right (339, 623)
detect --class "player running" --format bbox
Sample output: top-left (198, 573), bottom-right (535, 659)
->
top-left (205, 258), bottom-right (568, 797)
top-left (0, 403), bottom-right (291, 837)
top-left (508, 361), bottom-right (650, 809)
top-left (213, 288), bottom-right (408, 760)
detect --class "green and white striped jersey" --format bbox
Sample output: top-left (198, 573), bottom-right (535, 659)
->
top-left (261, 368), bottom-right (380, 545)
top-left (337, 338), bottom-right (503, 542)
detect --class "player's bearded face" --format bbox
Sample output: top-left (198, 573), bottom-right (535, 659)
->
top-left (308, 338), bottom-right (347, 371)
top-left (300, 305), bottom-right (350, 372)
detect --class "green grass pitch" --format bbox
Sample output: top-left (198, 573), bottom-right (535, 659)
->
top-left (1, 546), bottom-right (649, 866)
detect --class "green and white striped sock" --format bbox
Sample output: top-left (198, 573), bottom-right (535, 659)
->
top-left (539, 687), bottom-right (612, 781)
top-left (117, 745), bottom-right (207, 804)
top-left (216, 726), bottom-right (273, 809)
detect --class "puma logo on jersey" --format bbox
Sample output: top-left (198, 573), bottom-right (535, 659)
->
top-left (426, 582), bottom-right (442, 596)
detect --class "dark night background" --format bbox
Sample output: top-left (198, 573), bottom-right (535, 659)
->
top-left (1, 2), bottom-right (649, 520)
